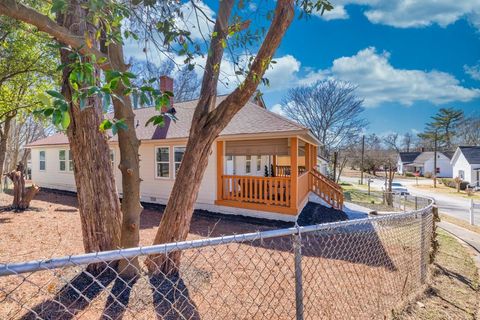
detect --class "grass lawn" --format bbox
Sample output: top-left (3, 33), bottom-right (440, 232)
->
top-left (340, 182), bottom-right (399, 212)
top-left (412, 183), bottom-right (480, 201)
top-left (396, 229), bottom-right (479, 319)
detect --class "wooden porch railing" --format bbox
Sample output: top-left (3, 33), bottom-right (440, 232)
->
top-left (221, 175), bottom-right (291, 207)
top-left (309, 168), bottom-right (344, 210)
top-left (275, 165), bottom-right (306, 177)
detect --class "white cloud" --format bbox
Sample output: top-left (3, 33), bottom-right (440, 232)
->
top-left (270, 103), bottom-right (285, 115)
top-left (299, 47), bottom-right (480, 107)
top-left (177, 1), bottom-right (215, 41)
top-left (464, 63), bottom-right (480, 81)
top-left (263, 55), bottom-right (301, 91)
top-left (314, 5), bottom-right (349, 20)
top-left (316, 0), bottom-right (480, 29)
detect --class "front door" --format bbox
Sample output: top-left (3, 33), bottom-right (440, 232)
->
top-left (226, 155), bottom-right (234, 175)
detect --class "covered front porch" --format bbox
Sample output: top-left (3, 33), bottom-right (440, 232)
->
top-left (215, 137), bottom-right (343, 216)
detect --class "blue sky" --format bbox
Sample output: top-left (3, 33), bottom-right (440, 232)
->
top-left (260, 3), bottom-right (480, 136)
top-left (125, 1), bottom-right (480, 136)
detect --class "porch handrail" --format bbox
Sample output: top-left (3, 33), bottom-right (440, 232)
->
top-left (309, 169), bottom-right (344, 210)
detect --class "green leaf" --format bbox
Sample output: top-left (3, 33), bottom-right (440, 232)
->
top-left (116, 119), bottom-right (128, 131)
top-left (103, 93), bottom-right (111, 112)
top-left (46, 90), bottom-right (65, 100)
top-left (61, 111), bottom-right (71, 129)
top-left (43, 108), bottom-right (54, 117)
top-left (99, 119), bottom-right (113, 132)
top-left (51, 0), bottom-right (66, 14)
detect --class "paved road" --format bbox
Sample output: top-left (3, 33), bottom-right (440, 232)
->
top-left (341, 176), bottom-right (480, 224)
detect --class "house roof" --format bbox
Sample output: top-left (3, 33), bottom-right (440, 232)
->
top-left (398, 152), bottom-right (421, 164)
top-left (458, 146), bottom-right (480, 164)
top-left (27, 97), bottom-right (312, 147)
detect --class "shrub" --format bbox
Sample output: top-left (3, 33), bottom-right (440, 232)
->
top-left (459, 181), bottom-right (469, 191)
top-left (424, 172), bottom-right (433, 178)
top-left (441, 178), bottom-right (455, 188)
top-left (405, 172), bottom-right (414, 177)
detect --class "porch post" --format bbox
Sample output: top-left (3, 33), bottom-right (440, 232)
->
top-left (312, 145), bottom-right (317, 170)
top-left (216, 140), bottom-right (224, 201)
top-left (272, 155), bottom-right (277, 176)
top-left (305, 143), bottom-right (311, 171)
top-left (290, 137), bottom-right (298, 211)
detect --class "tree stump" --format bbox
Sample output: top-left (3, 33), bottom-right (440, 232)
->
top-left (5, 162), bottom-right (40, 210)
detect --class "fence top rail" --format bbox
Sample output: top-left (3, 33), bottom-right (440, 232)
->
top-left (0, 200), bottom-right (433, 277)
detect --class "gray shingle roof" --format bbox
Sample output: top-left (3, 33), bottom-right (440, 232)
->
top-left (398, 152), bottom-right (421, 164)
top-left (27, 97), bottom-right (309, 147)
top-left (458, 146), bottom-right (480, 164)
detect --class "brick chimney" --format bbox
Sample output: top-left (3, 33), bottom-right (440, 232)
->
top-left (159, 75), bottom-right (174, 112)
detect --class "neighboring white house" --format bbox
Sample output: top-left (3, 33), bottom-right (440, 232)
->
top-left (397, 151), bottom-right (453, 178)
top-left (450, 146), bottom-right (480, 187)
top-left (26, 78), bottom-right (343, 221)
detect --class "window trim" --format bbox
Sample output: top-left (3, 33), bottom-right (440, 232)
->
top-left (39, 150), bottom-right (46, 172)
top-left (173, 145), bottom-right (186, 178)
top-left (58, 149), bottom-right (67, 172)
top-left (110, 149), bottom-right (115, 169)
top-left (256, 156), bottom-right (261, 172)
top-left (245, 155), bottom-right (252, 174)
top-left (68, 150), bottom-right (74, 172)
top-left (155, 146), bottom-right (171, 179)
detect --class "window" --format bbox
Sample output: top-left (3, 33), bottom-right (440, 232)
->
top-left (67, 150), bottom-right (73, 171)
top-left (436, 167), bottom-right (440, 174)
top-left (256, 156), bottom-right (261, 171)
top-left (110, 150), bottom-right (115, 168)
top-left (59, 150), bottom-right (66, 171)
top-left (39, 151), bottom-right (46, 171)
top-left (174, 146), bottom-right (186, 176)
top-left (459, 170), bottom-right (465, 180)
top-left (156, 147), bottom-right (170, 178)
top-left (245, 155), bottom-right (251, 174)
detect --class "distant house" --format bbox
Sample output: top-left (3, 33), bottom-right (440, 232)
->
top-left (317, 154), bottom-right (329, 176)
top-left (25, 77), bottom-right (344, 222)
top-left (450, 146), bottom-right (480, 187)
top-left (397, 151), bottom-right (453, 178)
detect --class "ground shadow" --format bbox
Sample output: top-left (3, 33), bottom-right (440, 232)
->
top-left (21, 265), bottom-right (116, 320)
top-left (101, 275), bottom-right (138, 320)
top-left (149, 272), bottom-right (200, 320)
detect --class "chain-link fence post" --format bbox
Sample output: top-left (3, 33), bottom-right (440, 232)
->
top-left (415, 196), bottom-right (418, 210)
top-left (419, 209), bottom-right (427, 284)
top-left (293, 226), bottom-right (304, 320)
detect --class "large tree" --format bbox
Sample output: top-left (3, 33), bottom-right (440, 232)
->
top-left (281, 79), bottom-right (368, 156)
top-left (418, 107), bottom-right (464, 150)
top-left (0, 16), bottom-right (56, 188)
top-left (145, 0), bottom-right (333, 274)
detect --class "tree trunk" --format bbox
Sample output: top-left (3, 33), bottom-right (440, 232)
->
top-left (0, 114), bottom-right (14, 191)
top-left (57, 1), bottom-right (122, 257)
top-left (146, 0), bottom-right (295, 275)
top-left (105, 41), bottom-right (143, 277)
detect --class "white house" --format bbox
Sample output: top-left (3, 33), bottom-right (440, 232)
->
top-left (450, 146), bottom-right (480, 187)
top-left (26, 78), bottom-right (343, 222)
top-left (397, 151), bottom-right (453, 178)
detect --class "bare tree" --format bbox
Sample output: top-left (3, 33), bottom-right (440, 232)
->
top-left (281, 79), bottom-right (367, 156)
top-left (383, 133), bottom-right (400, 152)
top-left (130, 59), bottom-right (201, 102)
top-left (402, 132), bottom-right (414, 152)
top-left (456, 114), bottom-right (480, 146)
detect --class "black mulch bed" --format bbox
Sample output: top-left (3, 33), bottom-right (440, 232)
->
top-left (296, 202), bottom-right (348, 226)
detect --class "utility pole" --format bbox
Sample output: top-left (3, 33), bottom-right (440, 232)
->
top-left (433, 130), bottom-right (438, 188)
top-left (333, 151), bottom-right (338, 182)
top-left (360, 135), bottom-right (365, 185)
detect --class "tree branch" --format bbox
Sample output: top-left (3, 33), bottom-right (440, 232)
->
top-left (0, 0), bottom-right (110, 69)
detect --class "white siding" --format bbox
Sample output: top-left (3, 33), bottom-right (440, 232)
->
top-left (423, 153), bottom-right (453, 178)
top-left (30, 141), bottom-right (217, 205)
top-left (452, 152), bottom-right (472, 182)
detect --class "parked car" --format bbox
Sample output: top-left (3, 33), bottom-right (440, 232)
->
top-left (390, 182), bottom-right (410, 195)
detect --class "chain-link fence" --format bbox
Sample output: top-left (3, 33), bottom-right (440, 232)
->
top-left (0, 200), bottom-right (434, 320)
top-left (345, 190), bottom-right (432, 214)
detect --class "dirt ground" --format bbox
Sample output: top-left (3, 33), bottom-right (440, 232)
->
top-left (0, 190), bottom-right (467, 320)
top-left (396, 230), bottom-right (480, 319)
top-left (0, 190), bottom-right (276, 264)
